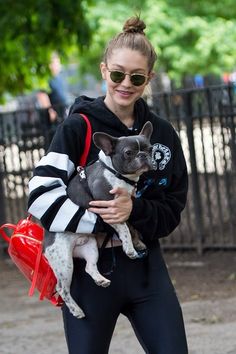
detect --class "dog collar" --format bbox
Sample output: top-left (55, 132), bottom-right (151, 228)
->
top-left (99, 160), bottom-right (138, 188)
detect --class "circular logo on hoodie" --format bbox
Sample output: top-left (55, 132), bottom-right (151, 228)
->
top-left (152, 143), bottom-right (171, 170)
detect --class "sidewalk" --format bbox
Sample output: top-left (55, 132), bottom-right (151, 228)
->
top-left (0, 253), bottom-right (236, 353)
top-left (1, 293), bottom-right (236, 353)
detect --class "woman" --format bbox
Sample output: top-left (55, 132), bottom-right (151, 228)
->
top-left (28, 16), bottom-right (188, 354)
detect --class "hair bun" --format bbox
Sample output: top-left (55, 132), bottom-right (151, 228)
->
top-left (123, 16), bottom-right (146, 35)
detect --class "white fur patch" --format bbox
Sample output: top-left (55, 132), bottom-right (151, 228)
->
top-left (103, 169), bottom-right (134, 194)
top-left (99, 150), bottom-right (137, 194)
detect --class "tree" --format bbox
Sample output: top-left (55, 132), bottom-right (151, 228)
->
top-left (0, 0), bottom-right (143, 100)
top-left (0, 0), bottom-right (236, 99)
top-left (144, 0), bottom-right (236, 83)
top-left (0, 0), bottom-right (94, 99)
top-left (80, 0), bottom-right (236, 86)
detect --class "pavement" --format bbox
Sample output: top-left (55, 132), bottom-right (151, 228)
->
top-left (0, 257), bottom-right (236, 354)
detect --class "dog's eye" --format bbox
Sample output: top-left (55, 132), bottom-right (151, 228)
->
top-left (124, 150), bottom-right (133, 158)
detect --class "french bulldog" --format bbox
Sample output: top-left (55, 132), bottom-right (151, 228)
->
top-left (44, 121), bottom-right (154, 318)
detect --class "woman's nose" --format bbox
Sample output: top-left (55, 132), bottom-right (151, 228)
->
top-left (121, 74), bottom-right (132, 86)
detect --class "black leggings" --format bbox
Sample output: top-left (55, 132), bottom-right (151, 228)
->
top-left (62, 244), bottom-right (188, 354)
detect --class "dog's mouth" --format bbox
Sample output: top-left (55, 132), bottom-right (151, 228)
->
top-left (137, 163), bottom-right (152, 175)
top-left (139, 157), bottom-right (154, 169)
top-left (126, 159), bottom-right (153, 176)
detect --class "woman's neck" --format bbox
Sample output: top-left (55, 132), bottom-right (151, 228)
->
top-left (104, 98), bottom-right (135, 128)
top-left (118, 114), bottom-right (135, 128)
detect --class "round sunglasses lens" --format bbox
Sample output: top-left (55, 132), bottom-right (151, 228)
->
top-left (131, 75), bottom-right (146, 86)
top-left (110, 71), bottom-right (124, 83)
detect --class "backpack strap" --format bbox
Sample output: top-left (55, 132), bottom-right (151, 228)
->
top-left (78, 113), bottom-right (92, 167)
top-left (28, 241), bottom-right (43, 297)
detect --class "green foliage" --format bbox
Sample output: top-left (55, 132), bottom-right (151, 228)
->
top-left (0, 0), bottom-right (92, 98)
top-left (165, 0), bottom-right (236, 20)
top-left (0, 0), bottom-right (236, 99)
top-left (144, 0), bottom-right (236, 82)
top-left (79, 0), bottom-right (236, 85)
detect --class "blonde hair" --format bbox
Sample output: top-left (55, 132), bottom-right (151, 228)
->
top-left (103, 16), bottom-right (157, 73)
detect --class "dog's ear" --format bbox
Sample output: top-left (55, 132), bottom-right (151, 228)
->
top-left (139, 121), bottom-right (153, 141)
top-left (93, 132), bottom-right (118, 155)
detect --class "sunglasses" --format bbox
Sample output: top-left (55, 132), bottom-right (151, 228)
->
top-left (108, 69), bottom-right (149, 86)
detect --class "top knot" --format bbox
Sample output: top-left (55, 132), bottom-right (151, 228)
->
top-left (103, 15), bottom-right (157, 72)
top-left (123, 16), bottom-right (146, 35)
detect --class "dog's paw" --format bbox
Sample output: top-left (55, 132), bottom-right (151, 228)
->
top-left (75, 312), bottom-right (85, 319)
top-left (95, 277), bottom-right (111, 288)
top-left (134, 241), bottom-right (147, 251)
top-left (66, 303), bottom-right (85, 319)
top-left (71, 307), bottom-right (85, 319)
top-left (85, 267), bottom-right (111, 287)
top-left (126, 250), bottom-right (139, 259)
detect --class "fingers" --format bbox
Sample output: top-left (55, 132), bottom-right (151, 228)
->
top-left (88, 201), bottom-right (118, 220)
top-left (89, 200), bottom-right (113, 208)
top-left (88, 203), bottom-right (132, 224)
top-left (88, 205), bottom-right (124, 224)
top-left (88, 188), bottom-right (133, 224)
top-left (88, 188), bottom-right (131, 208)
top-left (109, 187), bottom-right (130, 196)
top-left (92, 211), bottom-right (122, 224)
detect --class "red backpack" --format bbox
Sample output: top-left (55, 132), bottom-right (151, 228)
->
top-left (0, 113), bottom-right (92, 306)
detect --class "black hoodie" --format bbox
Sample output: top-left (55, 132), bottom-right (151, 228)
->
top-left (28, 96), bottom-right (188, 245)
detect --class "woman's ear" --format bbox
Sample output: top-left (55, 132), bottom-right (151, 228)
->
top-left (147, 71), bottom-right (155, 84)
top-left (100, 62), bottom-right (107, 80)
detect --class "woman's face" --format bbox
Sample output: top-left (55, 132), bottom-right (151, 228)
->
top-left (100, 48), bottom-right (152, 113)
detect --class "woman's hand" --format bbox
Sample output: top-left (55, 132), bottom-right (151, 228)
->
top-left (88, 187), bottom-right (133, 224)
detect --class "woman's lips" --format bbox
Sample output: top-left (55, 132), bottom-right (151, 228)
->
top-left (116, 90), bottom-right (133, 97)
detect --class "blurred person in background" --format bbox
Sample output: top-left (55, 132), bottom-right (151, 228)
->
top-left (48, 52), bottom-right (71, 119)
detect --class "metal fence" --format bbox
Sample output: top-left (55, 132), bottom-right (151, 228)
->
top-left (0, 108), bottom-right (55, 227)
top-left (151, 84), bottom-right (236, 252)
top-left (0, 84), bottom-right (236, 254)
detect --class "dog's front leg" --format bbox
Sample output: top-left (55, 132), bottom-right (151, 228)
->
top-left (44, 232), bottom-right (85, 319)
top-left (112, 223), bottom-right (139, 259)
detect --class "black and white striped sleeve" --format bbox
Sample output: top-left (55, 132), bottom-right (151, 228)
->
top-left (27, 119), bottom-right (98, 233)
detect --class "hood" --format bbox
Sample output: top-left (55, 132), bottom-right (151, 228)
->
top-left (69, 95), bottom-right (152, 135)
